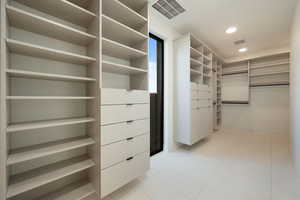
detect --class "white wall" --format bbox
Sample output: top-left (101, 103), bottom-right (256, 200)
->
top-left (222, 86), bottom-right (290, 134)
top-left (290, 0), bottom-right (300, 178)
top-left (149, 9), bottom-right (182, 151)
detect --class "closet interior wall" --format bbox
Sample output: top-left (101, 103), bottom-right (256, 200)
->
top-left (1, 0), bottom-right (100, 199)
top-left (221, 53), bottom-right (290, 134)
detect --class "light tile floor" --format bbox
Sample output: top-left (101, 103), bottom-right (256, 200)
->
top-left (103, 131), bottom-right (300, 200)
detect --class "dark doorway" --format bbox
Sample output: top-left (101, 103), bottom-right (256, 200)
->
top-left (149, 33), bottom-right (164, 156)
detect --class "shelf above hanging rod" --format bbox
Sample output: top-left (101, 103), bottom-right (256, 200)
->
top-left (222, 100), bottom-right (249, 104)
top-left (250, 81), bottom-right (290, 87)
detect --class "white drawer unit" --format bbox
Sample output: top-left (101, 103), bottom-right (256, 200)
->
top-left (101, 119), bottom-right (150, 145)
top-left (102, 88), bottom-right (149, 105)
top-left (101, 152), bottom-right (150, 198)
top-left (101, 104), bottom-right (150, 125)
top-left (101, 134), bottom-right (149, 169)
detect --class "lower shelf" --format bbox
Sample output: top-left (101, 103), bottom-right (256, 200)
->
top-left (7, 117), bottom-right (95, 133)
top-left (7, 156), bottom-right (95, 198)
top-left (38, 180), bottom-right (95, 200)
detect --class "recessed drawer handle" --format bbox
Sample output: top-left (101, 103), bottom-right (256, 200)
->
top-left (126, 157), bottom-right (134, 161)
top-left (126, 120), bottom-right (134, 124)
top-left (126, 137), bottom-right (134, 141)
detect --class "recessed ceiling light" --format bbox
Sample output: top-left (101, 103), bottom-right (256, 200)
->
top-left (239, 48), bottom-right (248, 53)
top-left (226, 27), bottom-right (237, 34)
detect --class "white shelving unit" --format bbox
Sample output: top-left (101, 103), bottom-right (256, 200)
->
top-left (213, 58), bottom-right (222, 130)
top-left (1, 0), bottom-right (100, 199)
top-left (174, 33), bottom-right (217, 146)
top-left (100, 0), bottom-right (150, 198)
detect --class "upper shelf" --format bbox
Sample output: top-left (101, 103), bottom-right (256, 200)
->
top-left (7, 69), bottom-right (96, 82)
top-left (190, 58), bottom-right (202, 67)
top-left (102, 37), bottom-right (147, 60)
top-left (250, 71), bottom-right (289, 77)
top-left (7, 137), bottom-right (95, 166)
top-left (102, 14), bottom-right (147, 45)
top-left (119, 0), bottom-right (148, 14)
top-left (14, 0), bottom-right (96, 27)
top-left (103, 0), bottom-right (147, 32)
top-left (102, 60), bottom-right (147, 75)
top-left (190, 47), bottom-right (203, 58)
top-left (7, 156), bottom-right (95, 198)
top-left (6, 39), bottom-right (96, 65)
top-left (7, 117), bottom-right (95, 133)
top-left (250, 60), bottom-right (290, 70)
top-left (6, 6), bottom-right (96, 46)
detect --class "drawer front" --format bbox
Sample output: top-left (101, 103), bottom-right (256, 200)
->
top-left (101, 104), bottom-right (150, 125)
top-left (101, 134), bottom-right (149, 169)
top-left (199, 99), bottom-right (211, 107)
top-left (101, 119), bottom-right (150, 145)
top-left (191, 99), bottom-right (198, 109)
top-left (191, 89), bottom-right (198, 99)
top-left (127, 90), bottom-right (150, 104)
top-left (101, 152), bottom-right (150, 198)
top-left (102, 88), bottom-right (149, 105)
top-left (199, 91), bottom-right (211, 99)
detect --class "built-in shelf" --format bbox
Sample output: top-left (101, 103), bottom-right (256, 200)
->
top-left (222, 100), bottom-right (249, 104)
top-left (102, 14), bottom-right (147, 45)
top-left (250, 81), bottom-right (290, 87)
top-left (38, 181), bottom-right (95, 200)
top-left (190, 69), bottom-right (202, 76)
top-left (6, 96), bottom-right (95, 100)
top-left (251, 60), bottom-right (290, 70)
top-left (103, 0), bottom-right (147, 32)
top-left (102, 60), bottom-right (147, 75)
top-left (190, 47), bottom-right (203, 58)
top-left (190, 58), bottom-right (202, 66)
top-left (222, 69), bottom-right (248, 76)
top-left (6, 39), bottom-right (96, 65)
top-left (7, 156), bottom-right (95, 198)
top-left (7, 117), bottom-right (95, 133)
top-left (119, 0), bottom-right (148, 13)
top-left (15, 0), bottom-right (96, 27)
top-left (6, 69), bottom-right (96, 82)
top-left (7, 137), bottom-right (95, 165)
top-left (250, 71), bottom-right (289, 77)
top-left (102, 37), bottom-right (147, 60)
top-left (6, 6), bottom-right (96, 45)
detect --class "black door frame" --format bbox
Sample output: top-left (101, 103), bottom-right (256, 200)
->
top-left (149, 33), bottom-right (164, 156)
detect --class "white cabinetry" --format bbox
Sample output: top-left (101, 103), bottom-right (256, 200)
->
top-left (174, 33), bottom-right (217, 145)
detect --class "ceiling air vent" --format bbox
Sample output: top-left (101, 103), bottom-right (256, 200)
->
top-left (234, 40), bottom-right (246, 45)
top-left (152, 0), bottom-right (185, 19)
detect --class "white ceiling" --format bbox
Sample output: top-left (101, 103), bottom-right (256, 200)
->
top-left (149, 0), bottom-right (298, 61)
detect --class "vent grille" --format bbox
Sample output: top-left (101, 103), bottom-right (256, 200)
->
top-left (234, 40), bottom-right (246, 45)
top-left (152, 0), bottom-right (185, 19)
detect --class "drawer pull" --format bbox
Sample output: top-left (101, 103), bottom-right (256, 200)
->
top-left (126, 157), bottom-right (134, 161)
top-left (126, 120), bottom-right (134, 124)
top-left (126, 137), bottom-right (134, 141)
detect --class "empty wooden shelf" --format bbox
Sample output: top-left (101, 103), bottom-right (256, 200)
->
top-left (6, 96), bottom-right (95, 100)
top-left (190, 58), bottom-right (202, 66)
top-left (7, 137), bottom-right (95, 165)
top-left (6, 39), bottom-right (96, 65)
top-left (6, 69), bottom-right (96, 82)
top-left (7, 156), bottom-right (95, 198)
top-left (14, 0), bottom-right (96, 27)
top-left (190, 47), bottom-right (203, 58)
top-left (102, 61), bottom-right (147, 75)
top-left (6, 5), bottom-right (96, 45)
top-left (7, 117), bottom-right (95, 133)
top-left (250, 71), bottom-right (289, 77)
top-left (191, 69), bottom-right (202, 76)
top-left (102, 37), bottom-right (147, 59)
top-left (103, 0), bottom-right (147, 31)
top-left (38, 181), bottom-right (95, 200)
top-left (102, 14), bottom-right (147, 44)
